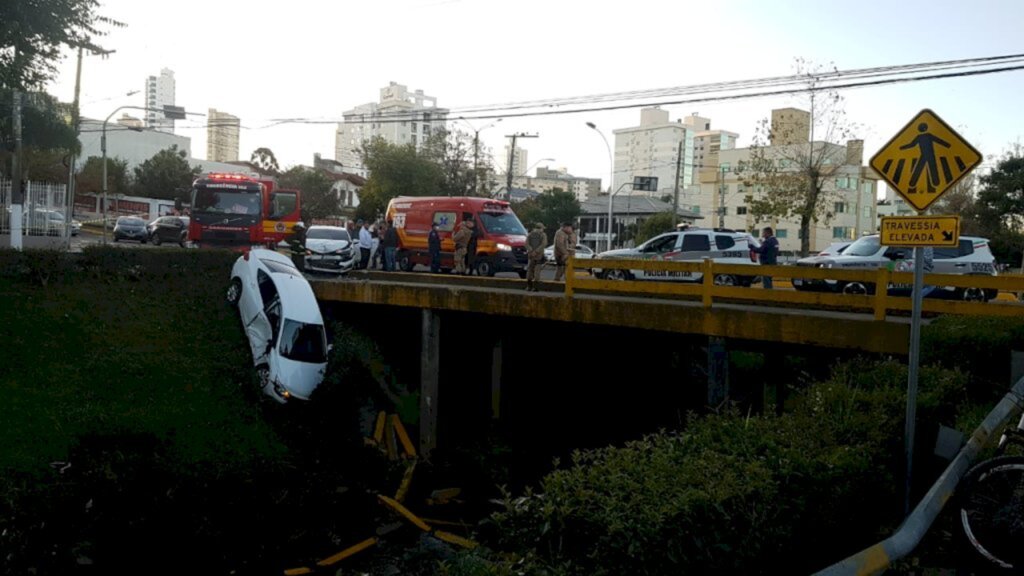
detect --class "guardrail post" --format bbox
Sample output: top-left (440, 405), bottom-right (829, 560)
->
top-left (874, 267), bottom-right (890, 321)
top-left (702, 258), bottom-right (713, 308)
top-left (565, 255), bottom-right (574, 298)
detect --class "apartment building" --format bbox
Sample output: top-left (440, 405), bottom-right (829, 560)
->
top-left (612, 108), bottom-right (695, 199)
top-left (206, 109), bottom-right (240, 163)
top-left (511, 166), bottom-right (602, 202)
top-left (335, 82), bottom-right (449, 177)
top-left (694, 109), bottom-right (878, 254)
top-left (144, 68), bottom-right (175, 133)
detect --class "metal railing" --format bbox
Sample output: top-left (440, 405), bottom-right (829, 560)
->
top-left (812, 376), bottom-right (1024, 576)
top-left (1, 179), bottom-right (72, 237)
top-left (565, 258), bottom-right (1024, 319)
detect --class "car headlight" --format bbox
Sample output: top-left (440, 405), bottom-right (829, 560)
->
top-left (273, 382), bottom-right (291, 399)
top-left (496, 243), bottom-right (512, 251)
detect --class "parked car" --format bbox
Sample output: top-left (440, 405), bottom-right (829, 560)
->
top-left (543, 243), bottom-right (595, 262)
top-left (817, 241), bottom-right (852, 257)
top-left (113, 216), bottom-right (148, 243)
top-left (793, 234), bottom-right (998, 301)
top-left (304, 225), bottom-right (356, 274)
top-left (148, 216), bottom-right (189, 247)
top-left (593, 228), bottom-right (760, 286)
top-left (226, 248), bottom-right (329, 403)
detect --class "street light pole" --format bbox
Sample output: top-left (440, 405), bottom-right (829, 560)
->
top-left (101, 104), bottom-right (201, 243)
top-left (586, 122), bottom-right (614, 252)
top-left (456, 117), bottom-right (502, 195)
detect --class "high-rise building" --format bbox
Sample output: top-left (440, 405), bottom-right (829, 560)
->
top-left (684, 113), bottom-right (739, 185)
top-left (206, 108), bottom-right (240, 163)
top-left (144, 68), bottom-right (176, 133)
top-left (612, 108), bottom-right (696, 200)
top-left (504, 144), bottom-right (529, 179)
top-left (335, 82), bottom-right (449, 177)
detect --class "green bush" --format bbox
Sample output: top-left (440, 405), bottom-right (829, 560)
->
top-left (921, 316), bottom-right (1024, 401)
top-left (486, 360), bottom-right (968, 575)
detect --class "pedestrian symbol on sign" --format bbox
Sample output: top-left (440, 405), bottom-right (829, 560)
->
top-left (899, 122), bottom-right (951, 194)
top-left (870, 109), bottom-right (981, 212)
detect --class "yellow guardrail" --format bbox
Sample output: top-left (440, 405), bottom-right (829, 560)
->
top-left (566, 258), bottom-right (1024, 319)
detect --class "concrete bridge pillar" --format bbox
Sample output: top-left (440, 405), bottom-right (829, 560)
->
top-left (420, 309), bottom-right (440, 459)
top-left (707, 336), bottom-right (729, 407)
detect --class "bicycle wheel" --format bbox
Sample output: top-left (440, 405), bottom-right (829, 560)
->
top-left (959, 455), bottom-right (1024, 571)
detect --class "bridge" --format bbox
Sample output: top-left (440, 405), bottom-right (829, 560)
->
top-left (310, 258), bottom-right (1024, 456)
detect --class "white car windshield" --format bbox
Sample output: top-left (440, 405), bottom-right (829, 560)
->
top-left (843, 236), bottom-right (882, 257)
top-left (307, 228), bottom-right (351, 241)
top-left (279, 320), bottom-right (328, 363)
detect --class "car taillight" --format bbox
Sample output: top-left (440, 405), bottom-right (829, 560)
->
top-left (749, 250), bottom-right (758, 263)
top-left (243, 250), bottom-right (250, 261)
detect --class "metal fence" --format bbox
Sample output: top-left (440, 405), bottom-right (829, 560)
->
top-left (0, 179), bottom-right (71, 237)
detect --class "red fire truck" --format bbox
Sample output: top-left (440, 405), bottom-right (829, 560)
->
top-left (188, 173), bottom-right (302, 249)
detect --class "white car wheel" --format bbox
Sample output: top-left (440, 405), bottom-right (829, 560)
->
top-left (842, 282), bottom-right (868, 295)
top-left (962, 287), bottom-right (986, 302)
top-left (226, 279), bottom-right (242, 307)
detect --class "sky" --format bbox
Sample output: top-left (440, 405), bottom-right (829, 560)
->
top-left (47, 0), bottom-right (1024, 194)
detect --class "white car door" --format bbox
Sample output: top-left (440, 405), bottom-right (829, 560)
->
top-left (674, 233), bottom-right (713, 282)
top-left (242, 268), bottom-right (278, 365)
top-left (635, 234), bottom-right (680, 280)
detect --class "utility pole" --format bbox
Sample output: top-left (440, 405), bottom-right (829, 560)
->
top-left (65, 47), bottom-right (84, 248)
top-left (718, 166), bottom-right (728, 229)
top-left (672, 140), bottom-right (683, 226)
top-left (10, 90), bottom-right (23, 250)
top-left (505, 132), bottom-right (537, 198)
top-left (472, 131), bottom-right (480, 196)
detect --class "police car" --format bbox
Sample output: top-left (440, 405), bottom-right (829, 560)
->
top-left (593, 228), bottom-right (761, 286)
top-left (793, 234), bottom-right (998, 301)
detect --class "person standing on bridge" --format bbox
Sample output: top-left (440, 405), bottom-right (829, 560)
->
top-left (358, 219), bottom-right (372, 270)
top-left (453, 218), bottom-right (473, 275)
top-left (525, 222), bottom-right (548, 291)
top-left (287, 221), bottom-right (307, 271)
top-left (383, 218), bottom-right (399, 272)
top-left (553, 222), bottom-right (574, 282)
top-left (751, 226), bottom-right (779, 289)
top-left (466, 217), bottom-right (481, 275)
top-left (428, 222), bottom-right (442, 273)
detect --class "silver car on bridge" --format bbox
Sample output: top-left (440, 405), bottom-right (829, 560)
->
top-left (794, 234), bottom-right (998, 301)
top-left (593, 228), bottom-right (761, 286)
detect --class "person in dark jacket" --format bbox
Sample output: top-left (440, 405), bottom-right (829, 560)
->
top-left (752, 226), bottom-right (780, 289)
top-left (287, 222), bottom-right (307, 271)
top-left (383, 219), bottom-right (400, 271)
top-left (466, 217), bottom-right (480, 274)
top-left (428, 222), bottom-right (442, 273)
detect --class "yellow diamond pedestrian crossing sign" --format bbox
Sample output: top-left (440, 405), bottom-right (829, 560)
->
top-left (870, 109), bottom-right (981, 212)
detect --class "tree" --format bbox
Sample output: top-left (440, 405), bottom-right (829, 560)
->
top-left (250, 147), bottom-right (280, 176)
top-left (0, 89), bottom-right (79, 179)
top-left (76, 155), bottom-right (129, 196)
top-left (737, 60), bottom-right (857, 257)
top-left (278, 166), bottom-right (338, 223)
top-left (424, 128), bottom-right (493, 197)
top-left (512, 188), bottom-right (581, 241)
top-left (357, 137), bottom-right (443, 220)
top-left (636, 211), bottom-right (676, 244)
top-left (132, 145), bottom-right (199, 201)
top-left (0, 0), bottom-right (121, 89)
top-left (974, 150), bottom-right (1024, 267)
top-left (927, 173), bottom-right (983, 235)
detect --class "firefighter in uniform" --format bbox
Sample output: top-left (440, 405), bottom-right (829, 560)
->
top-left (553, 222), bottom-right (573, 282)
top-left (452, 219), bottom-right (473, 275)
top-left (525, 222), bottom-right (548, 291)
top-left (288, 222), bottom-right (307, 271)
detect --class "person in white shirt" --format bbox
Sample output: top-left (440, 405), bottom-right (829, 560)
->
top-left (358, 219), bottom-right (372, 270)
